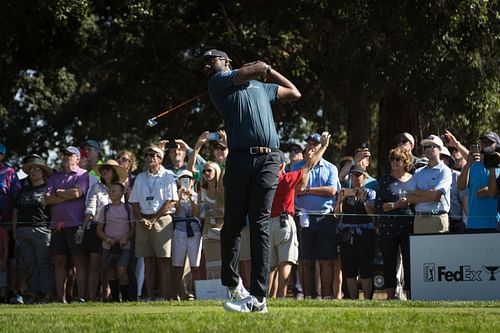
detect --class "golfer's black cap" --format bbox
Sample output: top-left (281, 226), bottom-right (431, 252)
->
top-left (201, 49), bottom-right (232, 62)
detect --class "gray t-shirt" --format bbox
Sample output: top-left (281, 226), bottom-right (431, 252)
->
top-left (207, 70), bottom-right (280, 149)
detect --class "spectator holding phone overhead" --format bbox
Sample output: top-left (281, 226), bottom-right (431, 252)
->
top-left (160, 139), bottom-right (206, 182)
top-left (186, 130), bottom-right (228, 178)
top-left (458, 132), bottom-right (500, 232)
top-left (292, 132), bottom-right (341, 300)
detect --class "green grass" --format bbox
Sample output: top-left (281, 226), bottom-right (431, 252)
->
top-left (1, 299), bottom-right (500, 332)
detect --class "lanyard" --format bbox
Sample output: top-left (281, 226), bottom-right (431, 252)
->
top-left (147, 173), bottom-right (159, 197)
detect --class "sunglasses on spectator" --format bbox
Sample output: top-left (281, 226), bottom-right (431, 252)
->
top-left (290, 147), bottom-right (302, 153)
top-left (423, 144), bottom-right (438, 150)
top-left (100, 166), bottom-right (113, 172)
top-left (203, 169), bottom-right (214, 174)
top-left (62, 152), bottom-right (74, 157)
top-left (390, 157), bottom-right (402, 162)
top-left (215, 145), bottom-right (226, 151)
top-left (144, 153), bottom-right (160, 158)
top-left (398, 140), bottom-right (409, 145)
top-left (117, 157), bottom-right (130, 162)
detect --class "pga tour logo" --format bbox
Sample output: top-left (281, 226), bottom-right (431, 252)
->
top-left (423, 263), bottom-right (500, 282)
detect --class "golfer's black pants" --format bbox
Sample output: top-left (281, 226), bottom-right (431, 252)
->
top-left (221, 151), bottom-right (280, 298)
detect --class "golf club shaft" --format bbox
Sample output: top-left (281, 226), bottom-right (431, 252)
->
top-left (154, 90), bottom-right (208, 120)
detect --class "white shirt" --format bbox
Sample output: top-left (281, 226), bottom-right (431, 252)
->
top-left (129, 166), bottom-right (178, 215)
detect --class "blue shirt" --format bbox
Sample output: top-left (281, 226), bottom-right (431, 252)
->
top-left (291, 158), bottom-right (340, 213)
top-left (467, 161), bottom-right (500, 229)
top-left (410, 161), bottom-right (452, 213)
top-left (208, 70), bottom-right (280, 149)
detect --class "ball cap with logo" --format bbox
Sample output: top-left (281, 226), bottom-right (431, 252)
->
top-left (201, 49), bottom-right (232, 62)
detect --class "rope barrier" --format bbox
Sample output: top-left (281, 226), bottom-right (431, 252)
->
top-left (0, 212), bottom-right (488, 226)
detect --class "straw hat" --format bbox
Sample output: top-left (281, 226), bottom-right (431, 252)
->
top-left (22, 156), bottom-right (53, 177)
top-left (94, 160), bottom-right (128, 183)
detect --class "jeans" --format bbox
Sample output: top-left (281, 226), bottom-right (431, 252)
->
top-left (16, 227), bottom-right (53, 294)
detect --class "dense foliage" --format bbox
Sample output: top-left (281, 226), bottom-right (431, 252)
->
top-left (1, 1), bottom-right (498, 172)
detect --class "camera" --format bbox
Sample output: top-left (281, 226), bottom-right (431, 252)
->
top-left (207, 132), bottom-right (221, 141)
top-left (483, 146), bottom-right (500, 168)
top-left (470, 143), bottom-right (481, 154)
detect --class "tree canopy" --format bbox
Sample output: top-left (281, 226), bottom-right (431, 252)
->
top-left (1, 0), bottom-right (499, 173)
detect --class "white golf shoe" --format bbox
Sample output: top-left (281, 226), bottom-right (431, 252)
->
top-left (223, 295), bottom-right (268, 313)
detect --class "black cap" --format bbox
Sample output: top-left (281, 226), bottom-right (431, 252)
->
top-left (201, 49), bottom-right (232, 62)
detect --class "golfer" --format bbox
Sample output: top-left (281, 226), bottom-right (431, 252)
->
top-left (202, 49), bottom-right (301, 313)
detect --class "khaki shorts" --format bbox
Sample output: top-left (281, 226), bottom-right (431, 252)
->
top-left (269, 215), bottom-right (299, 267)
top-left (413, 213), bottom-right (449, 234)
top-left (240, 227), bottom-right (251, 261)
top-left (135, 215), bottom-right (173, 258)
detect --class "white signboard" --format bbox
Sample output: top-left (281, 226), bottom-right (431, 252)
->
top-left (410, 233), bottom-right (500, 300)
top-left (195, 279), bottom-right (229, 300)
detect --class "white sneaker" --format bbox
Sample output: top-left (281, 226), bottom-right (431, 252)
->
top-left (228, 279), bottom-right (250, 301)
top-left (223, 296), bottom-right (268, 313)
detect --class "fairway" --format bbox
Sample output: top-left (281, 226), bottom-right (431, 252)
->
top-left (1, 300), bottom-right (500, 332)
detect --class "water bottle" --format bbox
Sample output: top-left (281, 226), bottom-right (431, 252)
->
top-left (75, 226), bottom-right (84, 245)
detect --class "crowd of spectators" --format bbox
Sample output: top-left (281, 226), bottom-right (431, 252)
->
top-left (0, 128), bottom-right (499, 304)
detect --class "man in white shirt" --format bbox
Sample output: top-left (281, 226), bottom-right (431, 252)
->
top-left (129, 145), bottom-right (178, 300)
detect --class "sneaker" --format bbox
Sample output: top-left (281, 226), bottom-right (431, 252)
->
top-left (223, 296), bottom-right (267, 313)
top-left (228, 279), bottom-right (250, 301)
top-left (10, 294), bottom-right (24, 304)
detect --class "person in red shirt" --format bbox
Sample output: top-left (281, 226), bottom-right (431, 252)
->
top-left (268, 132), bottom-right (330, 298)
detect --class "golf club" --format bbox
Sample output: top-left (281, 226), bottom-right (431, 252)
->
top-left (146, 90), bottom-right (208, 127)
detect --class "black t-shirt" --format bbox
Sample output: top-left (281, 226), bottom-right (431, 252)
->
top-left (14, 183), bottom-right (50, 228)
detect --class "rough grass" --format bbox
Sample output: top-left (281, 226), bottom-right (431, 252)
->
top-left (1, 299), bottom-right (500, 333)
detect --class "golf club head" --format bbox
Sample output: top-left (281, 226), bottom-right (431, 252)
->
top-left (146, 117), bottom-right (158, 127)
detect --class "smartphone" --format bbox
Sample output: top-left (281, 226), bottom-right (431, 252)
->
top-left (470, 144), bottom-right (481, 154)
top-left (207, 132), bottom-right (221, 141)
top-left (342, 188), bottom-right (357, 197)
top-left (180, 177), bottom-right (191, 189)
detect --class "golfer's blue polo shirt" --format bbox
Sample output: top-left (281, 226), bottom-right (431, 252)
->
top-left (208, 69), bottom-right (280, 149)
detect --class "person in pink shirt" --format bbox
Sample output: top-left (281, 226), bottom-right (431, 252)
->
top-left (97, 183), bottom-right (135, 302)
